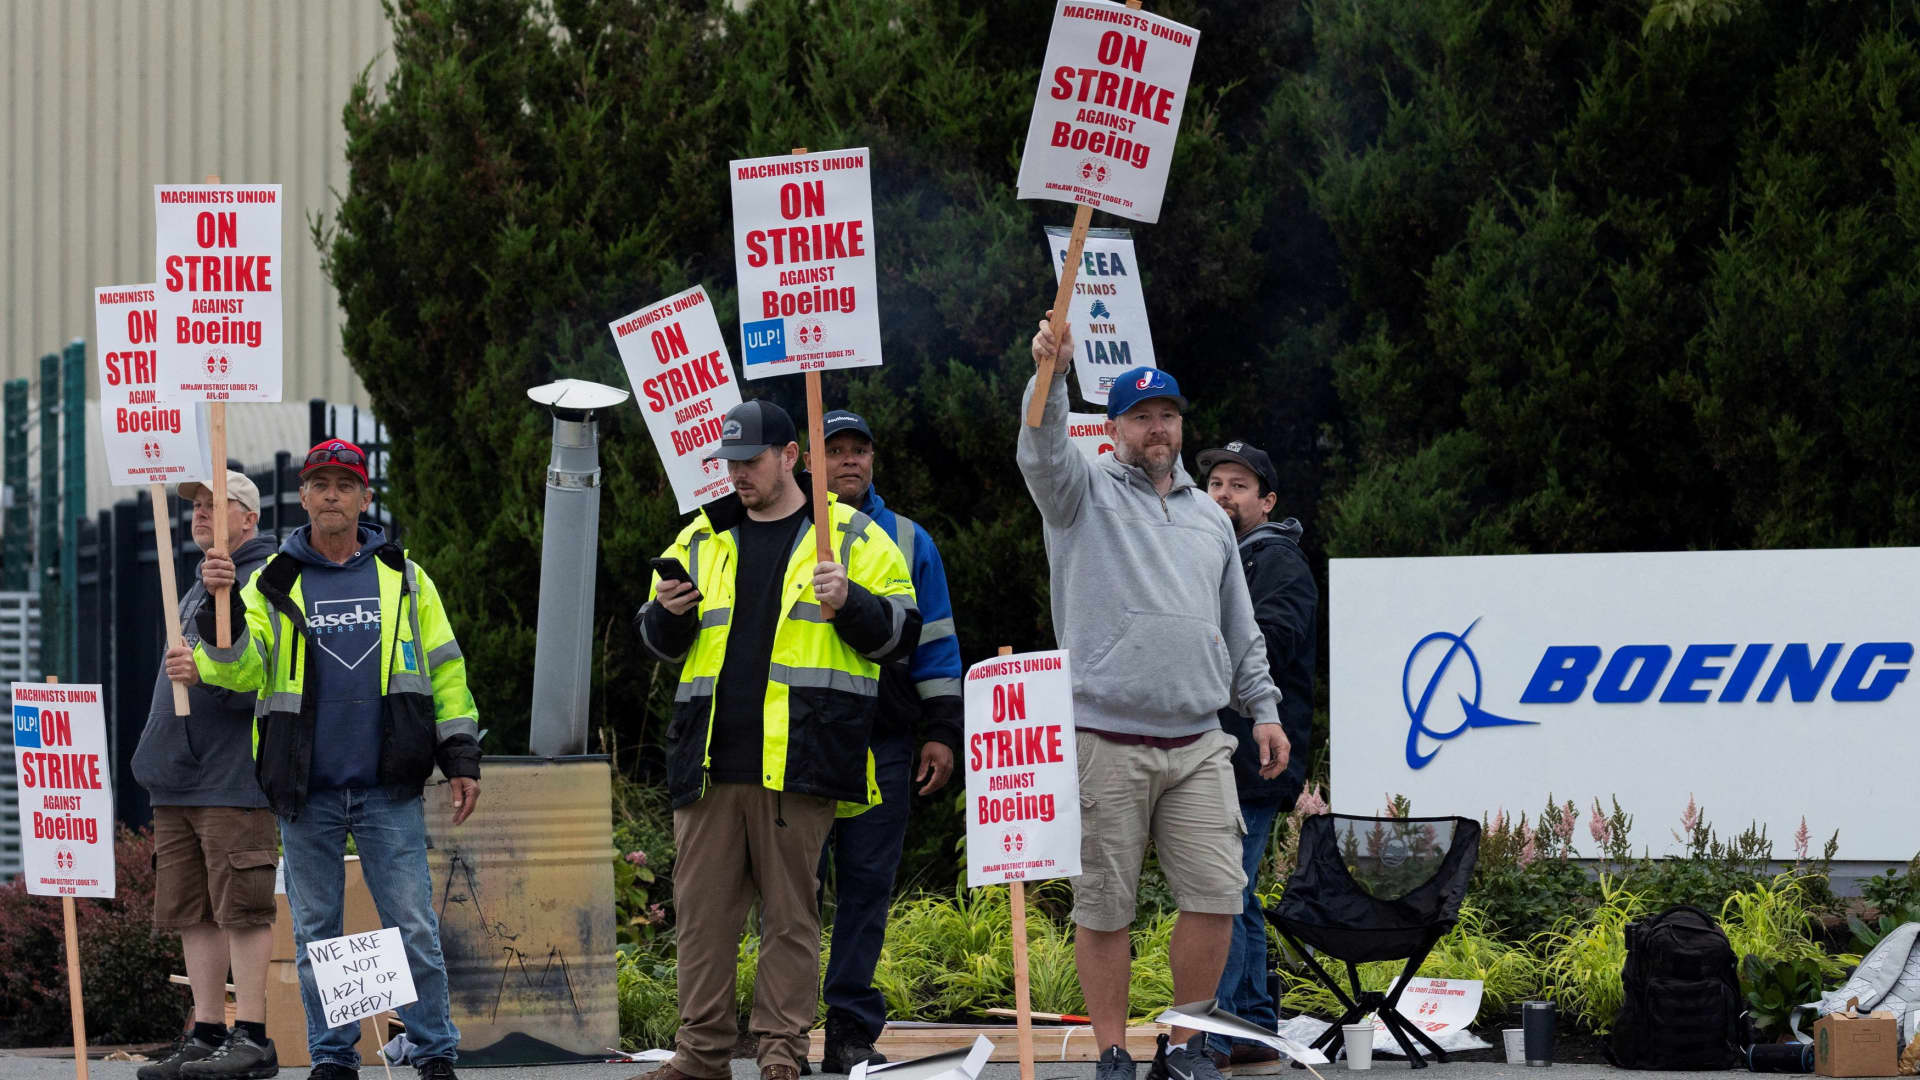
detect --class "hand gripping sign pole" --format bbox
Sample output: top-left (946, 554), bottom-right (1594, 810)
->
top-left (1019, 0), bottom-right (1199, 426)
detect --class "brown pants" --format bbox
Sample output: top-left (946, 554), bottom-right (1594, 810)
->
top-left (672, 783), bottom-right (836, 1078)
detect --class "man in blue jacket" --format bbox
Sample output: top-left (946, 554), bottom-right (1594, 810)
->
top-left (805, 409), bottom-right (964, 1073)
top-left (1196, 441), bottom-right (1318, 1073)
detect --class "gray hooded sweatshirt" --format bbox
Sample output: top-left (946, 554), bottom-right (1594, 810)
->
top-left (1017, 371), bottom-right (1282, 737)
top-left (131, 532), bottom-right (278, 807)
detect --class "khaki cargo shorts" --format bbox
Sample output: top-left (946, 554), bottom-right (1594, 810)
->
top-left (1071, 728), bottom-right (1247, 932)
top-left (152, 805), bottom-right (279, 929)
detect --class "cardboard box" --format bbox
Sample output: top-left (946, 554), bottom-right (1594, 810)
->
top-left (1814, 1010), bottom-right (1900, 1077)
top-left (266, 856), bottom-right (392, 1066)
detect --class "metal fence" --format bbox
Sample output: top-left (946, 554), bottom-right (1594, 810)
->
top-left (0, 593), bottom-right (41, 879)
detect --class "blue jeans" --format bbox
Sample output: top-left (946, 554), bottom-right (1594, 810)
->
top-left (281, 786), bottom-right (460, 1067)
top-left (1210, 799), bottom-right (1283, 1056)
top-left (817, 734), bottom-right (916, 1040)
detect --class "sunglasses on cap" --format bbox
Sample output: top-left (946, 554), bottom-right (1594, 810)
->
top-left (304, 445), bottom-right (366, 469)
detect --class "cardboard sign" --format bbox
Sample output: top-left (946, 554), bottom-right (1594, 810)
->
top-left (304, 927), bottom-right (419, 1029)
top-left (729, 148), bottom-right (882, 378)
top-left (964, 650), bottom-right (1081, 887)
top-left (10, 683), bottom-right (115, 899)
top-left (1067, 412), bottom-right (1114, 460)
top-left (1046, 227), bottom-right (1156, 405)
top-left (154, 184), bottom-right (284, 402)
top-left (610, 285), bottom-right (743, 511)
top-left (94, 284), bottom-right (213, 487)
top-left (1015, 0), bottom-right (1200, 223)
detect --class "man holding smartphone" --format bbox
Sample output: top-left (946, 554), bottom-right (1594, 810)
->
top-left (634, 399), bottom-right (920, 1080)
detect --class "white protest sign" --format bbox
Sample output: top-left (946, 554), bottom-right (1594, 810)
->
top-left (1016, 0), bottom-right (1200, 224)
top-left (730, 148), bottom-right (882, 378)
top-left (1046, 227), bottom-right (1155, 406)
top-left (1158, 1001), bottom-right (1330, 1068)
top-left (610, 285), bottom-right (743, 511)
top-left (305, 926), bottom-right (418, 1029)
top-left (1067, 412), bottom-right (1114, 461)
top-left (94, 284), bottom-right (212, 487)
top-left (10, 683), bottom-right (115, 899)
top-left (1386, 978), bottom-right (1482, 1042)
top-left (154, 184), bottom-right (284, 402)
top-left (964, 650), bottom-right (1080, 888)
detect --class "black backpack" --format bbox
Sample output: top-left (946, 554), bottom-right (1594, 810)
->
top-left (1607, 904), bottom-right (1748, 1069)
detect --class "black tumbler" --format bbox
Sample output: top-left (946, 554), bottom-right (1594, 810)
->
top-left (1747, 1043), bottom-right (1815, 1073)
top-left (1522, 1000), bottom-right (1556, 1066)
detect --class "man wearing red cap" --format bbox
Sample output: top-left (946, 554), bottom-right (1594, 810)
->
top-left (167, 438), bottom-right (481, 1080)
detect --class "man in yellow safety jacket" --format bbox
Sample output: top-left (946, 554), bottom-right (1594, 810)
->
top-left (633, 399), bottom-right (918, 1080)
top-left (168, 438), bottom-right (479, 1080)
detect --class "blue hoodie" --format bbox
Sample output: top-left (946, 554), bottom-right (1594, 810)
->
top-left (280, 523), bottom-right (388, 790)
top-left (855, 486), bottom-right (964, 750)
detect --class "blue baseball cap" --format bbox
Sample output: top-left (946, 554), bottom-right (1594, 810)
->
top-left (1105, 366), bottom-right (1188, 419)
top-left (821, 409), bottom-right (876, 447)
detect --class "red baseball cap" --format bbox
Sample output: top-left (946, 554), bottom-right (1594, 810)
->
top-left (301, 438), bottom-right (370, 485)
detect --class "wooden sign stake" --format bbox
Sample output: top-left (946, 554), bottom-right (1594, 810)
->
top-left (370, 1015), bottom-right (394, 1080)
top-left (43, 674), bottom-right (90, 1080)
top-left (997, 645), bottom-right (1037, 1080)
top-left (202, 172), bottom-right (232, 648)
top-left (792, 146), bottom-right (838, 619)
top-left (149, 485), bottom-right (191, 715)
top-left (1026, 0), bottom-right (1145, 429)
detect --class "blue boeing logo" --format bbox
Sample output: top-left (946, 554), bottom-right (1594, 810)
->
top-left (1401, 618), bottom-right (1534, 770)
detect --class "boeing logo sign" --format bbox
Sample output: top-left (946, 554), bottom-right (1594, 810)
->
top-left (1402, 619), bottom-right (1912, 770)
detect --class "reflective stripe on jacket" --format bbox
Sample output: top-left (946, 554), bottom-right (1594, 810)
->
top-left (193, 544), bottom-right (481, 818)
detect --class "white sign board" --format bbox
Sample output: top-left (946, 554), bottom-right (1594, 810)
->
top-left (305, 926), bottom-right (419, 1029)
top-left (964, 650), bottom-right (1081, 887)
top-left (610, 285), bottom-right (743, 511)
top-left (1332, 548), bottom-right (1920, 859)
top-left (730, 149), bottom-right (882, 378)
top-left (1047, 227), bottom-right (1155, 406)
top-left (1067, 412), bottom-right (1113, 461)
top-left (94, 284), bottom-right (212, 487)
top-left (1016, 0), bottom-right (1199, 223)
top-left (850, 1036), bottom-right (993, 1080)
top-left (154, 184), bottom-right (284, 402)
top-left (10, 683), bottom-right (115, 898)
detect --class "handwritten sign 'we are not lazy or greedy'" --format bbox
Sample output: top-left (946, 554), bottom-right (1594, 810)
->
top-left (305, 927), bottom-right (417, 1028)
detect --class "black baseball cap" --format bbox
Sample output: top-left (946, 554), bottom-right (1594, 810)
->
top-left (1197, 440), bottom-right (1279, 495)
top-left (706, 399), bottom-right (799, 462)
top-left (821, 409), bottom-right (876, 447)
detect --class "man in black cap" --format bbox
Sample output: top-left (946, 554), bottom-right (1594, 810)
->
top-left (805, 409), bottom-right (964, 1072)
top-left (1194, 440), bottom-right (1318, 1073)
top-left (634, 399), bottom-right (919, 1080)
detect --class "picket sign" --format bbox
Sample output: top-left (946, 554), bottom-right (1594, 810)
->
top-left (36, 675), bottom-right (91, 1080)
top-left (1021, 0), bottom-right (1199, 427)
top-left (95, 283), bottom-right (211, 715)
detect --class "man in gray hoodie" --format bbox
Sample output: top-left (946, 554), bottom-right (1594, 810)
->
top-left (1019, 317), bottom-right (1288, 1080)
top-left (132, 471), bottom-right (281, 1079)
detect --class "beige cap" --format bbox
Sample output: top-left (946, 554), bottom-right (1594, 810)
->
top-left (178, 470), bottom-right (261, 513)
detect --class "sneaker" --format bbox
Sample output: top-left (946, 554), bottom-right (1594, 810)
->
top-left (821, 1011), bottom-right (886, 1075)
top-left (307, 1065), bottom-right (358, 1080)
top-left (1096, 1042), bottom-right (1138, 1080)
top-left (416, 1059), bottom-right (459, 1080)
top-left (1146, 1033), bottom-right (1226, 1080)
top-left (179, 1029), bottom-right (277, 1079)
top-left (137, 1032), bottom-right (221, 1080)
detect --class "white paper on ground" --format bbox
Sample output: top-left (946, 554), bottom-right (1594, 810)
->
top-left (605, 1048), bottom-right (676, 1063)
top-left (850, 1035), bottom-right (993, 1080)
top-left (1156, 1001), bottom-right (1330, 1066)
top-left (1276, 1015), bottom-right (1490, 1056)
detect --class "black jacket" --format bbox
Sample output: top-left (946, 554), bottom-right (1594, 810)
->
top-left (1220, 518), bottom-right (1317, 808)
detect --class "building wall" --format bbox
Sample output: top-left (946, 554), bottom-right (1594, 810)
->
top-left (3, 0), bottom-right (395, 405)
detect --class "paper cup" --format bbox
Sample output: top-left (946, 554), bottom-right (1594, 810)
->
top-left (1342, 1024), bottom-right (1374, 1070)
top-left (1503, 1028), bottom-right (1526, 1065)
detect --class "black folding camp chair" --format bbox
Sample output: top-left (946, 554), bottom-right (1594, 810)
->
top-left (1263, 814), bottom-right (1481, 1069)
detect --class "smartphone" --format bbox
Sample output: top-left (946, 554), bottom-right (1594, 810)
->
top-left (650, 556), bottom-right (694, 586)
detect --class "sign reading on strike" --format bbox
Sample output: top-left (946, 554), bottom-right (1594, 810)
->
top-left (730, 148), bottom-right (882, 378)
top-left (1068, 412), bottom-right (1114, 461)
top-left (1047, 226), bottom-right (1156, 406)
top-left (964, 650), bottom-right (1081, 888)
top-left (10, 683), bottom-right (115, 899)
top-left (1016, 0), bottom-right (1200, 223)
top-left (94, 284), bottom-right (212, 487)
top-left (154, 184), bottom-right (284, 402)
top-left (305, 927), bottom-right (418, 1029)
top-left (611, 285), bottom-right (744, 512)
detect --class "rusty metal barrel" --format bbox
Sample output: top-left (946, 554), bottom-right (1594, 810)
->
top-left (424, 755), bottom-right (617, 1065)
